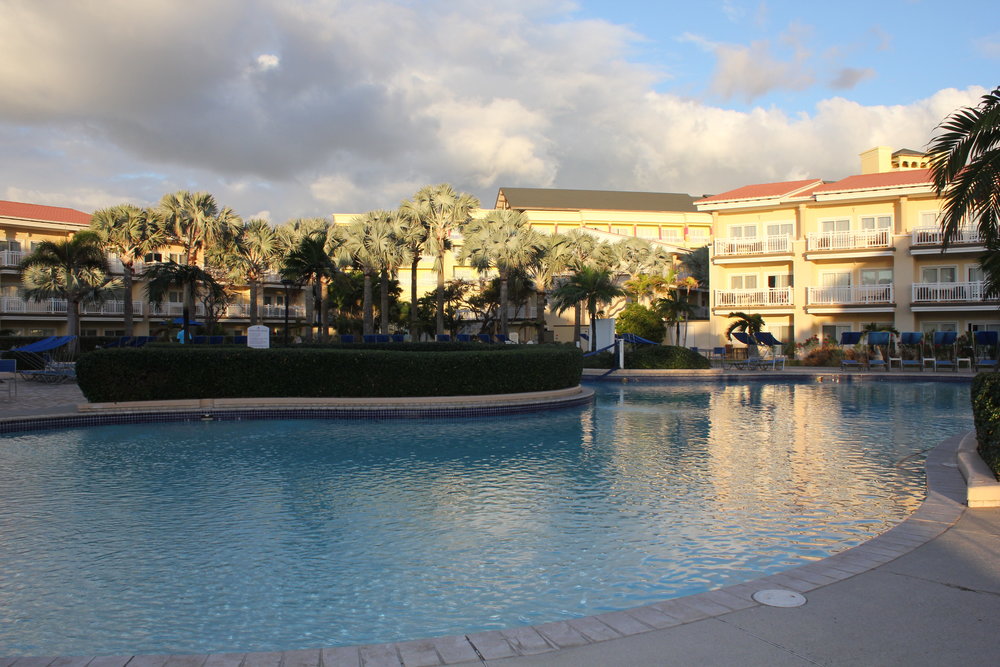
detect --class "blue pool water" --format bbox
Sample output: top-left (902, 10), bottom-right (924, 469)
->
top-left (0, 380), bottom-right (972, 655)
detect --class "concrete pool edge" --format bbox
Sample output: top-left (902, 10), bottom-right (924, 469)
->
top-left (0, 385), bottom-right (975, 666)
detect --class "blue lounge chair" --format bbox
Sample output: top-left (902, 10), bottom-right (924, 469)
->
top-left (391, 334), bottom-right (405, 343)
top-left (730, 332), bottom-right (768, 369)
top-left (375, 334), bottom-right (390, 343)
top-left (436, 334), bottom-right (451, 342)
top-left (340, 334), bottom-right (355, 343)
top-left (478, 333), bottom-right (493, 343)
top-left (103, 336), bottom-right (133, 348)
top-left (496, 334), bottom-right (512, 344)
top-left (456, 334), bottom-right (473, 342)
top-left (865, 332), bottom-right (892, 371)
top-left (209, 335), bottom-right (224, 344)
top-left (974, 331), bottom-right (998, 371)
top-left (839, 332), bottom-right (864, 371)
top-left (233, 335), bottom-right (248, 344)
top-left (363, 334), bottom-right (378, 343)
top-left (129, 336), bottom-right (156, 347)
top-left (890, 332), bottom-right (924, 371)
top-left (930, 331), bottom-right (959, 371)
top-left (753, 332), bottom-right (786, 369)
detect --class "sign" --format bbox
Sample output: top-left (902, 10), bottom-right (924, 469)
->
top-left (247, 325), bottom-right (270, 349)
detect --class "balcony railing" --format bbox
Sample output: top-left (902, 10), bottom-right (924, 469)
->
top-left (714, 287), bottom-right (792, 308)
top-left (1, 296), bottom-right (67, 314)
top-left (806, 229), bottom-right (890, 251)
top-left (807, 284), bottom-right (894, 305)
top-left (80, 300), bottom-right (145, 316)
top-left (714, 234), bottom-right (791, 257)
top-left (912, 281), bottom-right (990, 303)
top-left (911, 226), bottom-right (982, 246)
top-left (0, 250), bottom-right (24, 267)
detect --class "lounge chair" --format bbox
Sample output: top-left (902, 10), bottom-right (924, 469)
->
top-left (436, 334), bottom-right (451, 342)
top-left (890, 332), bottom-right (924, 371)
top-left (753, 332), bottom-right (787, 370)
top-left (865, 332), bottom-right (892, 371)
top-left (456, 334), bottom-right (473, 342)
top-left (730, 332), bottom-right (768, 369)
top-left (234, 335), bottom-right (248, 345)
top-left (340, 334), bottom-right (355, 343)
top-left (0, 359), bottom-right (16, 398)
top-left (376, 334), bottom-right (390, 343)
top-left (478, 333), bottom-right (494, 343)
top-left (209, 336), bottom-right (224, 344)
top-left (363, 334), bottom-right (378, 343)
top-left (839, 332), bottom-right (864, 371)
top-left (928, 331), bottom-right (959, 371)
top-left (974, 331), bottom-right (999, 371)
top-left (496, 334), bottom-right (512, 344)
top-left (391, 334), bottom-right (405, 343)
top-left (190, 335), bottom-right (208, 344)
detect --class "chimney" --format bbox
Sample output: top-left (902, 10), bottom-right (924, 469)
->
top-left (860, 146), bottom-right (893, 174)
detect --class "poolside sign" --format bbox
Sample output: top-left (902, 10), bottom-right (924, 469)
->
top-left (247, 325), bottom-right (270, 349)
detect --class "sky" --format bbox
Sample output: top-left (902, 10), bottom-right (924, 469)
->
top-left (0, 0), bottom-right (995, 223)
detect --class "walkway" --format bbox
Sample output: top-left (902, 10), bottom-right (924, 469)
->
top-left (1, 371), bottom-right (998, 665)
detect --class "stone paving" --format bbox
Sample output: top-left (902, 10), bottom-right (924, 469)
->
top-left (1, 370), bottom-right (997, 665)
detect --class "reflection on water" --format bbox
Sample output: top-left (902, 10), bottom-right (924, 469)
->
top-left (0, 380), bottom-right (972, 655)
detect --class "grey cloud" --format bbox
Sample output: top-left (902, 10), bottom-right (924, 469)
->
top-left (831, 67), bottom-right (876, 90)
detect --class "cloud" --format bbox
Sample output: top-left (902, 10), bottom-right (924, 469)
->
top-left (0, 1), bottom-right (987, 223)
top-left (831, 67), bottom-right (876, 90)
top-left (974, 34), bottom-right (1000, 58)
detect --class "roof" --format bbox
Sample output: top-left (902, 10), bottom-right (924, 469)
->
top-left (892, 148), bottom-right (926, 157)
top-left (0, 199), bottom-right (91, 225)
top-left (496, 187), bottom-right (699, 212)
top-left (812, 169), bottom-right (933, 194)
top-left (696, 179), bottom-right (824, 204)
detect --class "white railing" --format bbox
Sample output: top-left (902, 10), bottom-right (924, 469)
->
top-left (714, 287), bottom-right (792, 308)
top-left (80, 300), bottom-right (145, 316)
top-left (1, 296), bottom-right (67, 313)
top-left (807, 228), bottom-right (890, 251)
top-left (0, 250), bottom-right (24, 267)
top-left (714, 234), bottom-right (791, 256)
top-left (261, 304), bottom-right (304, 318)
top-left (911, 226), bottom-right (982, 246)
top-left (148, 302), bottom-right (207, 317)
top-left (912, 281), bottom-right (990, 302)
top-left (807, 284), bottom-right (894, 305)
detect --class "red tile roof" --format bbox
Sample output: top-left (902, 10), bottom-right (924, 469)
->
top-left (0, 199), bottom-right (91, 225)
top-left (813, 169), bottom-right (933, 194)
top-left (698, 179), bottom-right (824, 204)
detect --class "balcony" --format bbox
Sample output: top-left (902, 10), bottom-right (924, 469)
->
top-left (912, 281), bottom-right (990, 303)
top-left (911, 226), bottom-right (983, 251)
top-left (806, 229), bottom-right (890, 252)
top-left (714, 234), bottom-right (791, 257)
top-left (0, 250), bottom-right (24, 267)
top-left (80, 300), bottom-right (145, 316)
top-left (1, 296), bottom-right (67, 314)
top-left (807, 284), bottom-right (894, 306)
top-left (714, 287), bottom-right (792, 309)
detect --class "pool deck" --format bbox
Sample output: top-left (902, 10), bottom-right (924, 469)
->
top-left (1, 370), bottom-right (999, 665)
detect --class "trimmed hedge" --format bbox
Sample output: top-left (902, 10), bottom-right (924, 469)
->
top-left (972, 372), bottom-right (1000, 478)
top-left (582, 345), bottom-right (710, 370)
top-left (75, 344), bottom-right (583, 402)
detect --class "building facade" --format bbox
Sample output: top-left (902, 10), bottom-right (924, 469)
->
top-left (699, 146), bottom-right (999, 347)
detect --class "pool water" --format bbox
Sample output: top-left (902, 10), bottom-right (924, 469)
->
top-left (0, 380), bottom-right (972, 655)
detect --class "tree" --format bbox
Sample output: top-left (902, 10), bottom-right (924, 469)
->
top-left (550, 267), bottom-right (625, 351)
top-left (213, 218), bottom-right (280, 326)
top-left (406, 184), bottom-right (480, 336)
top-left (19, 230), bottom-right (112, 352)
top-left (724, 311), bottom-right (766, 357)
top-left (655, 294), bottom-right (696, 346)
top-left (624, 273), bottom-right (673, 306)
top-left (615, 302), bottom-right (666, 343)
top-left (281, 231), bottom-right (339, 341)
top-left (525, 232), bottom-right (570, 343)
top-left (559, 229), bottom-right (598, 345)
top-left (397, 200), bottom-right (430, 339)
top-left (459, 209), bottom-right (543, 337)
top-left (90, 204), bottom-right (165, 336)
top-left (342, 210), bottom-right (409, 335)
top-left (929, 86), bottom-right (1000, 294)
top-left (144, 262), bottom-right (224, 343)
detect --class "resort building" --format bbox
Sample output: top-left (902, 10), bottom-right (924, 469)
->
top-left (699, 146), bottom-right (999, 347)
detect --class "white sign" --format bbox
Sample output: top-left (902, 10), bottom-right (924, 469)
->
top-left (247, 325), bottom-right (270, 349)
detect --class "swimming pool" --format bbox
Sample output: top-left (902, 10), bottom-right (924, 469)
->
top-left (0, 380), bottom-right (972, 655)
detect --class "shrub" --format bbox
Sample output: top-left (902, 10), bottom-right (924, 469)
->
top-left (76, 344), bottom-right (583, 403)
top-left (614, 303), bottom-right (665, 343)
top-left (582, 345), bottom-right (709, 370)
top-left (972, 372), bottom-right (1000, 478)
top-left (800, 346), bottom-right (846, 367)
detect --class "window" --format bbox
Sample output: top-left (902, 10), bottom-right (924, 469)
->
top-left (970, 266), bottom-right (985, 283)
top-left (920, 211), bottom-right (940, 227)
top-left (821, 272), bottom-right (851, 288)
top-left (27, 328), bottom-right (56, 337)
top-left (767, 274), bottom-right (793, 288)
top-left (143, 252), bottom-right (163, 263)
top-left (729, 224), bottom-right (756, 238)
top-left (766, 325), bottom-right (791, 345)
top-left (822, 324), bottom-right (852, 340)
top-left (104, 329), bottom-right (125, 337)
top-left (820, 219), bottom-right (850, 233)
top-left (922, 322), bottom-right (957, 334)
top-left (730, 274), bottom-right (757, 290)
top-left (861, 268), bottom-right (893, 285)
top-left (922, 267), bottom-right (957, 283)
top-left (860, 215), bottom-right (891, 230)
top-left (766, 222), bottom-right (793, 237)
top-left (0, 240), bottom-right (20, 251)
top-left (168, 290), bottom-right (183, 303)
top-left (612, 226), bottom-right (631, 236)
top-left (688, 228), bottom-right (709, 240)
top-left (636, 226), bottom-right (660, 239)
top-left (80, 328), bottom-right (99, 337)
top-left (168, 252), bottom-right (185, 264)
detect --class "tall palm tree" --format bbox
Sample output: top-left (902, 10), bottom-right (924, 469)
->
top-left (459, 209), bottom-right (543, 337)
top-left (656, 293), bottom-right (696, 346)
top-left (281, 231), bottom-right (338, 341)
top-left (624, 273), bottom-right (673, 306)
top-left (397, 200), bottom-right (430, 339)
top-left (214, 218), bottom-right (280, 326)
top-left (406, 184), bottom-right (480, 336)
top-left (342, 210), bottom-right (409, 335)
top-left (559, 229), bottom-right (598, 345)
top-left (550, 266), bottom-right (625, 351)
top-left (19, 230), bottom-right (112, 352)
top-left (929, 86), bottom-right (1000, 294)
top-left (90, 204), bottom-right (165, 336)
top-left (144, 262), bottom-right (225, 343)
top-left (526, 232), bottom-right (570, 343)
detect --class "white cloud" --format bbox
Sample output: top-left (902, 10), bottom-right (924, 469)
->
top-left (255, 54), bottom-right (280, 71)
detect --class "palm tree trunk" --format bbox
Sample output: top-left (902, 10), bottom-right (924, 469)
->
top-left (123, 265), bottom-right (134, 337)
top-left (182, 282), bottom-right (193, 344)
top-left (573, 302), bottom-right (582, 347)
top-left (363, 270), bottom-right (374, 335)
top-left (409, 257), bottom-right (420, 339)
top-left (588, 305), bottom-right (597, 352)
top-left (249, 281), bottom-right (259, 326)
top-left (303, 283), bottom-right (315, 342)
top-left (379, 270), bottom-right (390, 335)
top-left (68, 297), bottom-right (81, 356)
top-left (499, 273), bottom-right (509, 337)
top-left (435, 264), bottom-right (445, 337)
top-left (535, 289), bottom-right (547, 343)
top-left (319, 278), bottom-right (329, 343)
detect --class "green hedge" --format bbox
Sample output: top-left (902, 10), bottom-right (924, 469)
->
top-left (972, 372), bottom-right (1000, 478)
top-left (582, 345), bottom-right (711, 370)
top-left (76, 344), bottom-right (583, 402)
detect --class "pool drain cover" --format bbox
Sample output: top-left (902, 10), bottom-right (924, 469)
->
top-left (752, 589), bottom-right (807, 607)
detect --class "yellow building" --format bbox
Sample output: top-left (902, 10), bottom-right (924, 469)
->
top-left (699, 146), bottom-right (998, 347)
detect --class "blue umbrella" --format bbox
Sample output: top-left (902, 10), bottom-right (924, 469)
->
top-left (168, 317), bottom-right (205, 327)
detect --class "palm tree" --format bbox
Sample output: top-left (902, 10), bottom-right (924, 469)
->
top-left (144, 262), bottom-right (225, 343)
top-left (215, 218), bottom-right (280, 326)
top-left (90, 204), bottom-right (165, 336)
top-left (624, 273), bottom-right (673, 306)
top-left (550, 266), bottom-right (625, 351)
top-left (459, 209), bottom-right (543, 337)
top-left (655, 293), bottom-right (696, 346)
top-left (281, 232), bottom-right (338, 341)
top-left (559, 229), bottom-right (597, 345)
top-left (397, 200), bottom-right (430, 339)
top-left (342, 210), bottom-right (409, 335)
top-left (19, 230), bottom-right (112, 352)
top-left (725, 311), bottom-right (766, 358)
top-left (526, 232), bottom-right (570, 343)
top-left (406, 184), bottom-right (480, 336)
top-left (929, 86), bottom-right (1000, 294)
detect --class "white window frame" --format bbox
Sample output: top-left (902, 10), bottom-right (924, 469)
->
top-left (860, 215), bottom-right (892, 230)
top-left (860, 268), bottom-right (893, 285)
top-left (921, 266), bottom-right (958, 283)
top-left (766, 273), bottom-right (793, 288)
top-left (729, 224), bottom-right (757, 239)
top-left (820, 271), bottom-right (851, 288)
top-left (820, 218), bottom-right (850, 233)
top-left (729, 273), bottom-right (758, 290)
